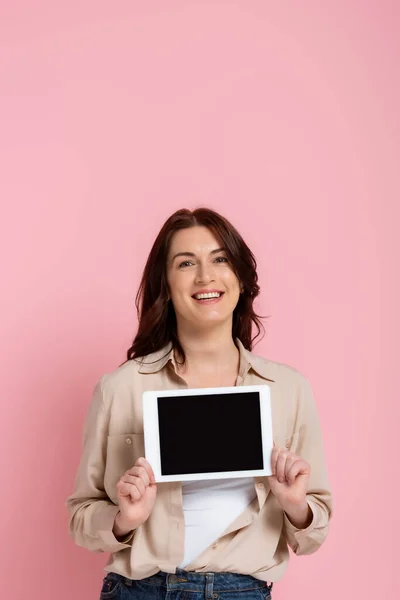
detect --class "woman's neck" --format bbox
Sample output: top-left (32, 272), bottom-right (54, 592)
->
top-left (174, 324), bottom-right (239, 376)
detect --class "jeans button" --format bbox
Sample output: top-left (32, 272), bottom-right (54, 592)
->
top-left (169, 575), bottom-right (178, 583)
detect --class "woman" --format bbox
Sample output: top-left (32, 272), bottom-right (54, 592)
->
top-left (66, 207), bottom-right (333, 600)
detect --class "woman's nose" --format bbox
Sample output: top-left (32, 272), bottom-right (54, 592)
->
top-left (195, 263), bottom-right (214, 284)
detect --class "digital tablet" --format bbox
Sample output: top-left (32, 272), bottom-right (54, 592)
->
top-left (142, 385), bottom-right (273, 482)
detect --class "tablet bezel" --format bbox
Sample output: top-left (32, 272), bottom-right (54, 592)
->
top-left (142, 385), bottom-right (273, 482)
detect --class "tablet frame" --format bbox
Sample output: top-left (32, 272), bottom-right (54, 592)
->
top-left (142, 384), bottom-right (273, 482)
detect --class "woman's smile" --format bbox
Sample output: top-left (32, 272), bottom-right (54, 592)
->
top-left (191, 289), bottom-right (225, 305)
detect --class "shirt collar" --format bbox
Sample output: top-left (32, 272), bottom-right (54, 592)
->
top-left (136, 338), bottom-right (275, 382)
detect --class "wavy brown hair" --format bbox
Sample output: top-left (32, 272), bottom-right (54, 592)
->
top-left (123, 207), bottom-right (267, 367)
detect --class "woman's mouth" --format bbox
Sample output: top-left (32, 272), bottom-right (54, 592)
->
top-left (191, 291), bottom-right (224, 304)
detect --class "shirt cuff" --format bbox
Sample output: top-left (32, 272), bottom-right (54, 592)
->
top-left (93, 503), bottom-right (135, 552)
top-left (283, 500), bottom-right (318, 537)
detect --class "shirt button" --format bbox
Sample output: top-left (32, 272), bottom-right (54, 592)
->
top-left (125, 438), bottom-right (132, 444)
top-left (257, 482), bottom-right (264, 489)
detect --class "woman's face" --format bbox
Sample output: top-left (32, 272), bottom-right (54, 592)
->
top-left (166, 226), bottom-right (241, 330)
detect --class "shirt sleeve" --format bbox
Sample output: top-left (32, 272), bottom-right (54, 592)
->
top-left (65, 375), bottom-right (135, 553)
top-left (283, 373), bottom-right (333, 555)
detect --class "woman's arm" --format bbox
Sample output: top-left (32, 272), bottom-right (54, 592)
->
top-left (282, 373), bottom-right (333, 555)
top-left (65, 376), bottom-right (135, 553)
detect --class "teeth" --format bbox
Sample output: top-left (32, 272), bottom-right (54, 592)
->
top-left (194, 292), bottom-right (222, 300)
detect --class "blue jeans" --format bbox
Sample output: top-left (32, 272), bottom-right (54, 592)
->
top-left (99, 568), bottom-right (273, 600)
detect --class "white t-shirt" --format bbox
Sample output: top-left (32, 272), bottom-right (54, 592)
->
top-left (179, 477), bottom-right (256, 568)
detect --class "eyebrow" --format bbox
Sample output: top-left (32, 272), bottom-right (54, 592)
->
top-left (171, 247), bottom-right (226, 262)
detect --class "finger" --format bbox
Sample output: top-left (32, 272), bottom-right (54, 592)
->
top-left (126, 466), bottom-right (150, 487)
top-left (116, 480), bottom-right (141, 501)
top-left (276, 451), bottom-right (290, 483)
top-left (284, 454), bottom-right (298, 483)
top-left (136, 457), bottom-right (156, 483)
top-left (270, 444), bottom-right (281, 475)
top-left (287, 459), bottom-right (310, 484)
top-left (122, 474), bottom-right (146, 496)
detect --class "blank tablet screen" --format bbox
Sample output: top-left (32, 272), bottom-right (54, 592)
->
top-left (157, 391), bottom-right (263, 475)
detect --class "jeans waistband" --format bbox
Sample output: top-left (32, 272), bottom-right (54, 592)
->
top-left (120, 568), bottom-right (273, 594)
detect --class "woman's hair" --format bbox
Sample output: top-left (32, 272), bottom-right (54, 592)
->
top-left (123, 207), bottom-right (267, 367)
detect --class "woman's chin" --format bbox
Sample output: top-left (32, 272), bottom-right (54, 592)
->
top-left (192, 311), bottom-right (231, 327)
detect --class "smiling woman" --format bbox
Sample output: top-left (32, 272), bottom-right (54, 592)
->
top-left (66, 207), bottom-right (332, 600)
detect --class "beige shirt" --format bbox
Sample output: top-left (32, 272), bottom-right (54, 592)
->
top-left (66, 339), bottom-right (332, 583)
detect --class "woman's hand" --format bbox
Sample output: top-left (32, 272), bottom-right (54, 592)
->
top-left (115, 457), bottom-right (157, 530)
top-left (268, 442), bottom-right (310, 510)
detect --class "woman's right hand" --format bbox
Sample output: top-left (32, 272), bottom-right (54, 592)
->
top-left (115, 457), bottom-right (157, 530)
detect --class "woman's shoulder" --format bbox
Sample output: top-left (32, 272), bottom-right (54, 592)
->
top-left (95, 345), bottom-right (170, 397)
top-left (243, 343), bottom-right (311, 388)
top-left (95, 356), bottom-right (147, 396)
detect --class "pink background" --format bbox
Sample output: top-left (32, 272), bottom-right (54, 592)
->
top-left (1, 2), bottom-right (398, 599)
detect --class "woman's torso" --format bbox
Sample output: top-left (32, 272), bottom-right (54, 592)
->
top-left (95, 338), bottom-right (305, 581)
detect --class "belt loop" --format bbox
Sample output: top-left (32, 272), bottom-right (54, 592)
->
top-left (205, 572), bottom-right (214, 599)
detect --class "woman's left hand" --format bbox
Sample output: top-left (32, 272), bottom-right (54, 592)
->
top-left (267, 442), bottom-right (311, 509)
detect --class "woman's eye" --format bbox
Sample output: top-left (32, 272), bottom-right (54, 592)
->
top-left (178, 257), bottom-right (228, 268)
top-left (179, 260), bottom-right (194, 268)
